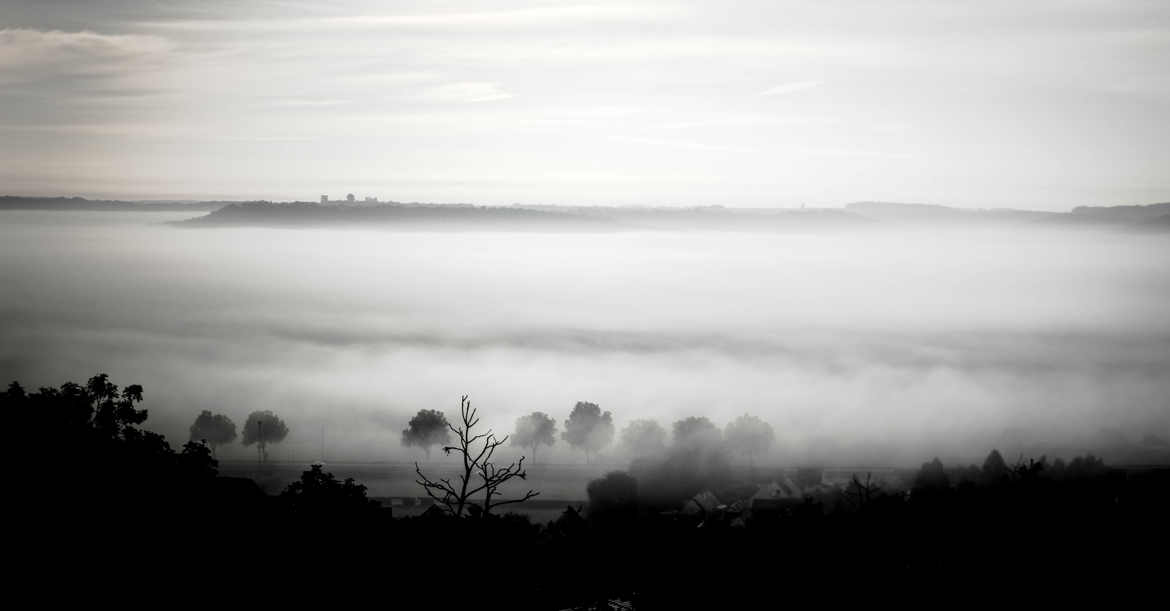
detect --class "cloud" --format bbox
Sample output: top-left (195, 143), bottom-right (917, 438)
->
top-left (0, 28), bottom-right (172, 83)
top-left (759, 80), bottom-right (822, 97)
top-left (137, 4), bottom-right (672, 32)
top-left (424, 82), bottom-right (513, 103)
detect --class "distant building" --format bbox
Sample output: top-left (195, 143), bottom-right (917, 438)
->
top-left (346, 193), bottom-right (355, 203)
top-left (364, 196), bottom-right (378, 203)
top-left (320, 195), bottom-right (328, 204)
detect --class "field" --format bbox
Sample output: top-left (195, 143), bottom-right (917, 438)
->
top-left (218, 460), bottom-right (610, 520)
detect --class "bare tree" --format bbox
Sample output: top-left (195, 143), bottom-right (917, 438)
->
top-left (414, 395), bottom-right (539, 517)
top-left (842, 472), bottom-right (883, 511)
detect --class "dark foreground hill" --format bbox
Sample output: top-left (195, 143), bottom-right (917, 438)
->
top-left (6, 372), bottom-right (1170, 606)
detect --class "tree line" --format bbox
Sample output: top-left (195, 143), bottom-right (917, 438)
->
top-left (187, 408), bottom-right (289, 462)
top-left (189, 399), bottom-right (775, 466)
top-left (402, 402), bottom-right (777, 465)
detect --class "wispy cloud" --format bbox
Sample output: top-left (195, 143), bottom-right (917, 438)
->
top-left (759, 80), bottom-right (822, 97)
top-left (137, 5), bottom-right (671, 32)
top-left (0, 28), bottom-right (172, 82)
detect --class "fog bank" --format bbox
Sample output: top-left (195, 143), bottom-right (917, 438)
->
top-left (2, 210), bottom-right (1168, 466)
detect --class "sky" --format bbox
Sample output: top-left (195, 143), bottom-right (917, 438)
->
top-left (1, 0), bottom-right (1168, 209)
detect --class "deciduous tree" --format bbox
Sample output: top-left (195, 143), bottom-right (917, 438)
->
top-left (511, 411), bottom-right (556, 463)
top-left (401, 408), bottom-right (452, 459)
top-left (241, 410), bottom-right (288, 463)
top-left (188, 410), bottom-right (237, 456)
top-left (562, 401), bottom-right (614, 464)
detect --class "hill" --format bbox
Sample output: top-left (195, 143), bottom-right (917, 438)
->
top-left (176, 201), bottom-right (619, 231)
top-left (1065, 202), bottom-right (1170, 225)
top-left (847, 200), bottom-right (1170, 231)
top-left (176, 201), bottom-right (871, 232)
top-left (0, 195), bottom-right (223, 212)
top-left (7, 195), bottom-right (1168, 232)
top-left (845, 201), bottom-right (1058, 223)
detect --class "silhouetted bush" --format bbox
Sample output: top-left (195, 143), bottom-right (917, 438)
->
top-left (279, 464), bottom-right (382, 518)
top-left (629, 443), bottom-right (734, 509)
top-left (586, 471), bottom-right (638, 522)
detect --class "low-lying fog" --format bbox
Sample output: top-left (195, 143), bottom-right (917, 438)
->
top-left (2, 210), bottom-right (1168, 467)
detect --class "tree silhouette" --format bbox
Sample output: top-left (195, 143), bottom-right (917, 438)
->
top-left (86, 373), bottom-right (148, 437)
top-left (511, 411), bottom-right (556, 463)
top-left (672, 416), bottom-right (721, 448)
top-left (7, 373), bottom-right (148, 446)
top-left (280, 464), bottom-right (380, 516)
top-left (587, 471), bottom-right (638, 513)
top-left (178, 440), bottom-right (219, 480)
top-left (913, 457), bottom-right (950, 491)
top-left (2, 373), bottom-right (220, 531)
top-left (1065, 454), bottom-right (1107, 479)
top-left (980, 449), bottom-right (1010, 485)
top-left (562, 401), bottom-right (614, 464)
top-left (241, 410), bottom-right (289, 463)
top-left (401, 408), bottom-right (451, 459)
top-left (723, 413), bottom-right (774, 467)
top-left (620, 419), bottom-right (667, 457)
top-left (841, 472), bottom-right (884, 511)
top-left (188, 410), bottom-right (237, 456)
top-left (414, 395), bottom-right (539, 517)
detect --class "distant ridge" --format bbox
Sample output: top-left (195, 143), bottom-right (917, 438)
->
top-left (845, 201), bottom-right (1058, 223)
top-left (522, 204), bottom-right (870, 231)
top-left (1067, 202), bottom-right (1170, 223)
top-left (0, 195), bottom-right (223, 212)
top-left (173, 201), bottom-right (876, 232)
top-left (5, 195), bottom-right (1168, 232)
top-left (176, 201), bottom-right (619, 232)
top-left (846, 200), bottom-right (1170, 230)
